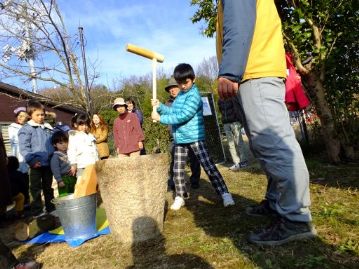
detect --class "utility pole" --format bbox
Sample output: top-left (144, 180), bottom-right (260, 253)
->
top-left (25, 22), bottom-right (38, 93)
top-left (22, 1), bottom-right (38, 93)
top-left (78, 26), bottom-right (92, 115)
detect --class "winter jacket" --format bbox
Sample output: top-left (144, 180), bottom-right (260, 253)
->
top-left (8, 122), bottom-right (29, 173)
top-left (50, 151), bottom-right (72, 182)
top-left (158, 84), bottom-right (205, 144)
top-left (165, 96), bottom-right (176, 137)
top-left (285, 53), bottom-right (310, 111)
top-left (18, 120), bottom-right (54, 167)
top-left (113, 112), bottom-right (144, 154)
top-left (216, 0), bottom-right (286, 82)
top-left (132, 109), bottom-right (144, 126)
top-left (218, 98), bottom-right (243, 124)
top-left (91, 126), bottom-right (110, 158)
top-left (67, 130), bottom-right (99, 169)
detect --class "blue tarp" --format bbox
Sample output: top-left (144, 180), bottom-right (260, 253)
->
top-left (26, 208), bottom-right (111, 247)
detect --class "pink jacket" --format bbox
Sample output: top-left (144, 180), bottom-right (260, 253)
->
top-left (113, 112), bottom-right (144, 154)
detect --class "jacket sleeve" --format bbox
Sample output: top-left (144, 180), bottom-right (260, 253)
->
top-left (135, 110), bottom-right (144, 125)
top-left (8, 126), bottom-right (17, 156)
top-left (50, 154), bottom-right (62, 182)
top-left (160, 94), bottom-right (201, 125)
top-left (218, 0), bottom-right (256, 82)
top-left (157, 103), bottom-right (172, 115)
top-left (95, 127), bottom-right (108, 143)
top-left (113, 119), bottom-right (119, 150)
top-left (132, 115), bottom-right (145, 142)
top-left (67, 134), bottom-right (78, 166)
top-left (18, 127), bottom-right (36, 167)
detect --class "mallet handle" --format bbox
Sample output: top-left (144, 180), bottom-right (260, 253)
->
top-left (126, 44), bottom-right (164, 63)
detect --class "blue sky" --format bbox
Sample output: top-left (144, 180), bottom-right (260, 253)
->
top-left (1, 0), bottom-right (216, 90)
top-left (57, 0), bottom-right (215, 88)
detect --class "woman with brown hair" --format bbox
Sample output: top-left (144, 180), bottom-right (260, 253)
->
top-left (90, 114), bottom-right (110, 160)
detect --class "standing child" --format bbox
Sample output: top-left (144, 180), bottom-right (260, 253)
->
top-left (151, 63), bottom-right (235, 210)
top-left (67, 113), bottom-right (99, 177)
top-left (50, 131), bottom-right (77, 197)
top-left (8, 107), bottom-right (30, 205)
top-left (18, 100), bottom-right (55, 216)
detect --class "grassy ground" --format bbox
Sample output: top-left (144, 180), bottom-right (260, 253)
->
top-left (2, 154), bottom-right (359, 269)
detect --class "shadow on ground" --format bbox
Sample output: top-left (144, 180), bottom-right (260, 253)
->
top-left (127, 216), bottom-right (213, 269)
top-left (184, 177), bottom-right (358, 268)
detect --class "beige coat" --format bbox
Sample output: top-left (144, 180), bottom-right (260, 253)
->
top-left (91, 127), bottom-right (110, 158)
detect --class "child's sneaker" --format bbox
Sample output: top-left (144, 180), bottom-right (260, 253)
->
top-left (222, 193), bottom-right (235, 207)
top-left (229, 163), bottom-right (240, 171)
top-left (170, 196), bottom-right (185, 211)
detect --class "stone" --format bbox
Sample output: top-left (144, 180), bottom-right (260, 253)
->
top-left (96, 154), bottom-right (169, 243)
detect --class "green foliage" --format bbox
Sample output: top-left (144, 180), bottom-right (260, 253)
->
top-left (318, 203), bottom-right (343, 217)
top-left (294, 255), bottom-right (328, 268)
top-left (142, 116), bottom-right (171, 154)
top-left (190, 0), bottom-right (217, 37)
top-left (338, 238), bottom-right (359, 254)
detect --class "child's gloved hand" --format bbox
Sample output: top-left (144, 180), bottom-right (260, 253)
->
top-left (58, 181), bottom-right (65, 188)
top-left (151, 111), bottom-right (160, 122)
top-left (151, 99), bottom-right (160, 108)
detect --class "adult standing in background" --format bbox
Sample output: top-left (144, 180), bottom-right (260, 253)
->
top-left (113, 97), bottom-right (144, 157)
top-left (218, 97), bottom-right (249, 171)
top-left (125, 98), bottom-right (144, 126)
top-left (126, 97), bottom-right (146, 155)
top-left (8, 107), bottom-right (30, 205)
top-left (91, 114), bottom-right (110, 160)
top-left (217, 0), bottom-right (316, 246)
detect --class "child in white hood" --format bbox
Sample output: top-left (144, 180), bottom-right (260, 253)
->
top-left (67, 113), bottom-right (99, 177)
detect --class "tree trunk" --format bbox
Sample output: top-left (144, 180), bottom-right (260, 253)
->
top-left (303, 70), bottom-right (341, 163)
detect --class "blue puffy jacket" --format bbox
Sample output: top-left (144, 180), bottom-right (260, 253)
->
top-left (158, 84), bottom-right (205, 144)
top-left (18, 120), bottom-right (54, 167)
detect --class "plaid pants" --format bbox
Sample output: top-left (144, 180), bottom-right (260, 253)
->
top-left (173, 141), bottom-right (229, 198)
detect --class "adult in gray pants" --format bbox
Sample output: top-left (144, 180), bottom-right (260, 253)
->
top-left (216, 0), bottom-right (316, 246)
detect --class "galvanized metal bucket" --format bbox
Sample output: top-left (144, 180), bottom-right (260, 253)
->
top-left (52, 193), bottom-right (97, 241)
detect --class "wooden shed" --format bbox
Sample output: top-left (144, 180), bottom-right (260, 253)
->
top-left (0, 82), bottom-right (83, 154)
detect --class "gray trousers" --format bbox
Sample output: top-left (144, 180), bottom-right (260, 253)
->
top-left (237, 77), bottom-right (312, 222)
top-left (223, 121), bottom-right (249, 164)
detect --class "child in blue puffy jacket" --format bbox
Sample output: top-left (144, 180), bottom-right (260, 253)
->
top-left (152, 63), bottom-right (235, 210)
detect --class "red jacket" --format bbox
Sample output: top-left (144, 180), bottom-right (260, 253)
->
top-left (113, 112), bottom-right (144, 154)
top-left (285, 53), bottom-right (310, 111)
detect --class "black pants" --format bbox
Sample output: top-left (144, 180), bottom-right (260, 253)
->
top-left (29, 166), bottom-right (55, 215)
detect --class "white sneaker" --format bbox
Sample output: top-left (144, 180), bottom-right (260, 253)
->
top-left (222, 193), bottom-right (235, 207)
top-left (229, 163), bottom-right (240, 171)
top-left (170, 196), bottom-right (185, 211)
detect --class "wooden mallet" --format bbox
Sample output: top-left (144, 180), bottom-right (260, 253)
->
top-left (126, 44), bottom-right (164, 121)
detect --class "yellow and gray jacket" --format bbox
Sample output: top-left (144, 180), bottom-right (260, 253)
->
top-left (217, 0), bottom-right (286, 82)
